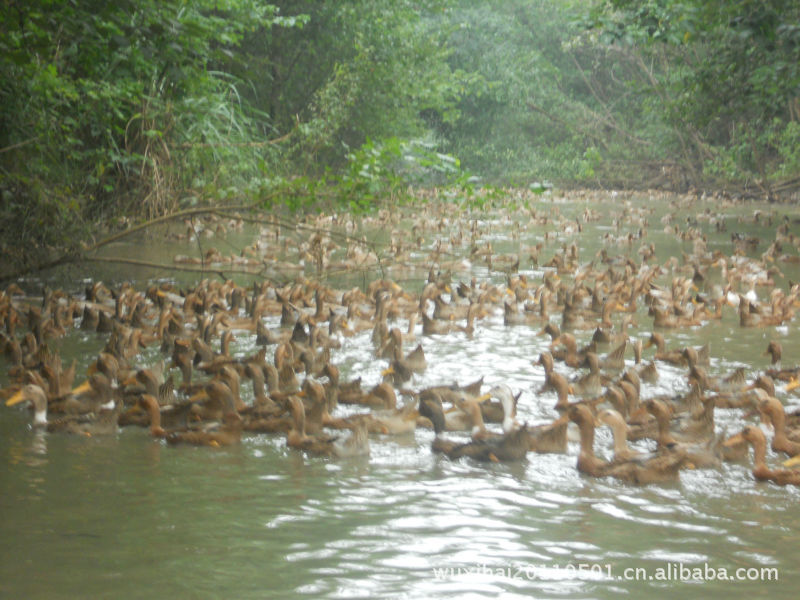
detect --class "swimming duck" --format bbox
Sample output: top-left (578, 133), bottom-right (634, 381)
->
top-left (364, 398), bottom-right (420, 435)
top-left (725, 426), bottom-right (800, 486)
top-left (6, 383), bottom-right (120, 436)
top-left (643, 332), bottom-right (686, 365)
top-left (644, 398), bottom-right (721, 468)
top-left (758, 395), bottom-right (800, 457)
top-left (437, 392), bottom-right (491, 435)
top-left (549, 333), bottom-right (587, 368)
top-left (546, 372), bottom-right (574, 413)
top-left (382, 342), bottom-right (426, 386)
top-left (597, 338), bottom-right (627, 371)
top-left (421, 312), bottom-right (454, 336)
top-left (764, 341), bottom-right (782, 366)
top-left (570, 352), bottom-right (605, 397)
top-left (596, 408), bottom-right (649, 463)
top-left (418, 391), bottom-right (530, 462)
top-left (167, 410), bottom-right (243, 447)
top-left (286, 396), bottom-right (369, 457)
top-left (568, 403), bottom-right (687, 484)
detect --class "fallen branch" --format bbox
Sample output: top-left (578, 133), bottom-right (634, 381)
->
top-left (0, 136), bottom-right (41, 154)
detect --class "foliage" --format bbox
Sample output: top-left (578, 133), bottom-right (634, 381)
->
top-left (431, 1), bottom-right (679, 185)
top-left (3, 0), bottom-right (800, 276)
top-left (264, 1), bottom-right (466, 171)
top-left (583, 0), bottom-right (800, 184)
top-left (0, 0), bottom-right (296, 261)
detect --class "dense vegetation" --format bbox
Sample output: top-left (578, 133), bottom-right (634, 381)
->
top-left (1, 0), bottom-right (799, 275)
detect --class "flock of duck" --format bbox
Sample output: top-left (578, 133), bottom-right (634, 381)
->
top-left (3, 188), bottom-right (800, 488)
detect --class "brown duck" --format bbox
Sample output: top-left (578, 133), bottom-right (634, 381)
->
top-left (418, 391), bottom-right (529, 462)
top-left (725, 426), bottom-right (800, 486)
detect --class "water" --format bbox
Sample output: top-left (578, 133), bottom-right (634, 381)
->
top-left (2, 191), bottom-right (800, 598)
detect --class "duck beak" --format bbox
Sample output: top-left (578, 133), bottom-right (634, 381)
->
top-left (381, 366), bottom-right (395, 377)
top-left (782, 454), bottom-right (800, 468)
top-left (71, 380), bottom-right (92, 396)
top-left (723, 433), bottom-right (745, 447)
top-left (786, 378), bottom-right (800, 393)
top-left (474, 392), bottom-right (492, 403)
top-left (5, 389), bottom-right (26, 407)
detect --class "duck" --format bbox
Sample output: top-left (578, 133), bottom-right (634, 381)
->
top-left (382, 342), bottom-right (426, 386)
top-left (596, 408), bottom-right (650, 463)
top-left (418, 391), bottom-right (530, 462)
top-left (437, 391), bottom-right (491, 435)
top-left (6, 383), bottom-right (120, 436)
top-left (286, 396), bottom-right (369, 458)
top-left (644, 398), bottom-right (721, 468)
top-left (643, 332), bottom-right (687, 365)
top-left (137, 384), bottom-right (243, 447)
top-left (724, 426), bottom-right (800, 486)
top-left (421, 312), bottom-right (454, 336)
top-left (547, 372), bottom-right (574, 413)
top-left (567, 403), bottom-right (688, 484)
top-left (166, 409), bottom-right (243, 447)
top-left (137, 393), bottom-right (205, 438)
top-left (486, 383), bottom-right (568, 452)
top-left (549, 333), bottom-right (587, 368)
top-left (376, 327), bottom-right (403, 359)
top-left (764, 340), bottom-right (782, 366)
top-left (122, 366), bottom-right (176, 406)
top-left (570, 352), bottom-right (605, 396)
top-left (758, 395), bottom-right (800, 457)
top-left (644, 332), bottom-right (709, 367)
top-left (503, 300), bottom-right (542, 326)
top-left (365, 398), bottom-right (420, 435)
top-left (651, 305), bottom-right (702, 329)
top-left (597, 407), bottom-right (691, 483)
top-left (597, 338), bottom-right (627, 371)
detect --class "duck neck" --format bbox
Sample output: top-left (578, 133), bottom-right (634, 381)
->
top-left (251, 369), bottom-right (266, 402)
top-left (770, 405), bottom-right (787, 438)
top-left (500, 395), bottom-right (515, 433)
top-left (468, 402), bottom-right (487, 439)
top-left (32, 395), bottom-right (48, 427)
top-left (655, 409), bottom-right (675, 446)
top-left (750, 434), bottom-right (768, 468)
top-left (608, 420), bottom-right (629, 458)
top-left (177, 355), bottom-right (193, 386)
top-left (406, 312), bottom-right (417, 335)
top-left (143, 397), bottom-right (163, 437)
top-left (554, 380), bottom-right (569, 411)
top-left (291, 398), bottom-right (307, 438)
top-left (577, 420), bottom-right (595, 458)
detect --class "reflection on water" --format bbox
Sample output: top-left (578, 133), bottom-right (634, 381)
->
top-left (3, 193), bottom-right (800, 598)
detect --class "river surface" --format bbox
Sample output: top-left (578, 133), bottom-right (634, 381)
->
top-left (2, 190), bottom-right (800, 598)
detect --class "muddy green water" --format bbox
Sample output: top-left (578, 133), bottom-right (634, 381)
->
top-left (2, 192), bottom-right (800, 598)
